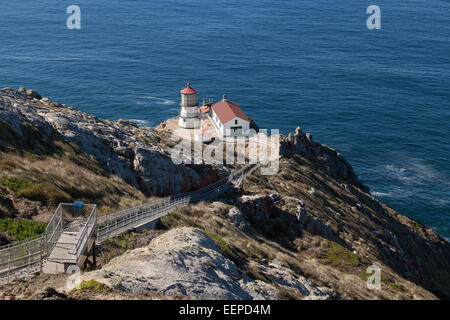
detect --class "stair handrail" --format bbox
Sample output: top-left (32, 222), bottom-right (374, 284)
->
top-left (71, 205), bottom-right (97, 261)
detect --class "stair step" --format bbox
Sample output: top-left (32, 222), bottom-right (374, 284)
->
top-left (63, 232), bottom-right (79, 236)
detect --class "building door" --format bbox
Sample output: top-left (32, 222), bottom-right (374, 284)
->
top-left (230, 126), bottom-right (242, 136)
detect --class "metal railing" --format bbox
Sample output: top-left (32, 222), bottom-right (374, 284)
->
top-left (71, 206), bottom-right (97, 262)
top-left (96, 163), bottom-right (259, 243)
top-left (0, 234), bottom-right (45, 285)
top-left (0, 203), bottom-right (97, 285)
top-left (45, 204), bottom-right (63, 258)
top-left (0, 163), bottom-right (259, 284)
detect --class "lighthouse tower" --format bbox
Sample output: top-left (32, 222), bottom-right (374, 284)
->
top-left (178, 82), bottom-right (199, 129)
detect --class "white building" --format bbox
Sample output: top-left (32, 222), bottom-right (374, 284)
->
top-left (210, 95), bottom-right (250, 137)
top-left (178, 82), bottom-right (199, 129)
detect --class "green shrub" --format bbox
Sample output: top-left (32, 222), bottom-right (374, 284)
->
top-left (414, 221), bottom-right (424, 234)
top-left (0, 176), bottom-right (70, 205)
top-left (359, 268), bottom-right (369, 281)
top-left (1, 176), bottom-right (34, 193)
top-left (205, 232), bottom-right (230, 249)
top-left (327, 242), bottom-right (361, 269)
top-left (71, 280), bottom-right (111, 294)
top-left (0, 218), bottom-right (46, 241)
top-left (17, 185), bottom-right (44, 201)
top-left (80, 280), bottom-right (110, 292)
top-left (388, 281), bottom-right (406, 292)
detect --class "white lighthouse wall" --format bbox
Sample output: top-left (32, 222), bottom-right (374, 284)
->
top-left (178, 117), bottom-right (200, 129)
top-left (180, 106), bottom-right (198, 118)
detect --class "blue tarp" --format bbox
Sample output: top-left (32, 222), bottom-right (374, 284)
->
top-left (73, 201), bottom-right (84, 209)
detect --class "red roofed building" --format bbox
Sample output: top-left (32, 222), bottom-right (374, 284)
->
top-left (211, 95), bottom-right (250, 136)
top-left (197, 105), bottom-right (211, 119)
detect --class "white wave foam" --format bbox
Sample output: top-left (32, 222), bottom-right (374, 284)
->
top-left (138, 96), bottom-right (175, 105)
top-left (127, 119), bottom-right (152, 127)
top-left (384, 165), bottom-right (406, 173)
top-left (371, 191), bottom-right (393, 197)
top-left (106, 94), bottom-right (175, 106)
top-left (381, 158), bottom-right (447, 186)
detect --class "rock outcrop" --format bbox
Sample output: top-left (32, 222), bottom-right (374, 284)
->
top-left (240, 194), bottom-right (280, 221)
top-left (0, 232), bottom-right (13, 246)
top-left (227, 207), bottom-right (249, 231)
top-left (80, 227), bottom-right (280, 299)
top-left (80, 227), bottom-right (332, 300)
top-left (280, 127), bottom-right (368, 191)
top-left (247, 260), bottom-right (331, 299)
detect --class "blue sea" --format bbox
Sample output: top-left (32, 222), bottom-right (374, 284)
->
top-left (0, 1), bottom-right (449, 239)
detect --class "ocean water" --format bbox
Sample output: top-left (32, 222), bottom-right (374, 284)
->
top-left (0, 1), bottom-right (449, 239)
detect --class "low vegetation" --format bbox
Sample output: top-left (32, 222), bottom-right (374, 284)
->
top-left (70, 280), bottom-right (111, 295)
top-left (1, 176), bottom-right (34, 193)
top-left (205, 232), bottom-right (231, 249)
top-left (0, 139), bottom-right (146, 218)
top-left (0, 217), bottom-right (46, 241)
top-left (326, 242), bottom-right (361, 270)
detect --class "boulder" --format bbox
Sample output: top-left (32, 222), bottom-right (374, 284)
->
top-left (248, 261), bottom-right (332, 299)
top-left (241, 194), bottom-right (279, 221)
top-left (116, 119), bottom-right (139, 128)
top-left (0, 232), bottom-right (13, 246)
top-left (227, 207), bottom-right (249, 230)
top-left (79, 227), bottom-right (279, 300)
top-left (25, 89), bottom-right (42, 100)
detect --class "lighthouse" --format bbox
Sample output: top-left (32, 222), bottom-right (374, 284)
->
top-left (178, 82), bottom-right (199, 129)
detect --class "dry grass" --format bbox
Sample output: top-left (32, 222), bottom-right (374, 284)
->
top-left (0, 140), bottom-right (146, 218)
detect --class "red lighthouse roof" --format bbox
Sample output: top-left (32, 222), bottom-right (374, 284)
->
top-left (180, 82), bottom-right (198, 95)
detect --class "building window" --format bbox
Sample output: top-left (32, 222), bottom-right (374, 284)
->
top-left (235, 119), bottom-right (238, 125)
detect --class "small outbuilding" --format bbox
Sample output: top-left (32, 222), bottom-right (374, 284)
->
top-left (210, 95), bottom-right (250, 137)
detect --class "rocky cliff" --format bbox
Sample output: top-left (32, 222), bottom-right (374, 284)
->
top-left (0, 87), bottom-right (448, 300)
top-left (0, 88), bottom-right (223, 220)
